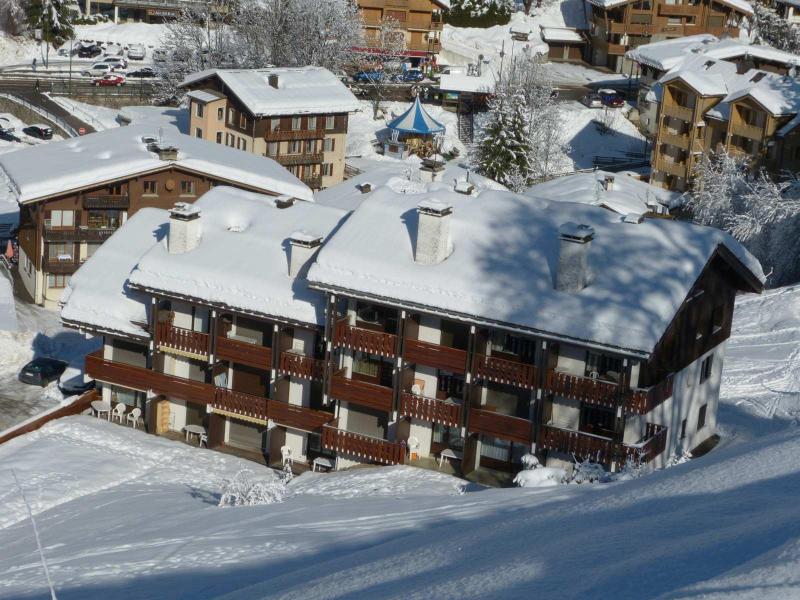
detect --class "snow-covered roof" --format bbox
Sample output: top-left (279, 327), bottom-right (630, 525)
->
top-left (540, 27), bottom-right (584, 43)
top-left (180, 67), bottom-right (360, 117)
top-left (387, 98), bottom-right (446, 135)
top-left (60, 208), bottom-right (166, 339)
top-left (127, 187), bottom-right (347, 327)
top-left (724, 72), bottom-right (800, 115)
top-left (596, 0), bottom-right (750, 12)
top-left (524, 171), bottom-right (679, 216)
top-left (662, 68), bottom-right (732, 97)
top-left (0, 125), bottom-right (313, 204)
top-left (307, 186), bottom-right (764, 356)
top-left (439, 70), bottom-right (496, 93)
top-left (186, 89), bottom-right (225, 104)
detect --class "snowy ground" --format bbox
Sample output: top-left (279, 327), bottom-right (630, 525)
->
top-left (42, 96), bottom-right (188, 133)
top-left (0, 287), bottom-right (799, 598)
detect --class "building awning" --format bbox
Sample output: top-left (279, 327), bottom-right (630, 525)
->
top-left (387, 97), bottom-right (445, 135)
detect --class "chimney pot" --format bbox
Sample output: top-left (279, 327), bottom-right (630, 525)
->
top-left (415, 199), bottom-right (453, 265)
top-left (555, 222), bottom-right (594, 293)
top-left (357, 182), bottom-right (372, 194)
top-left (602, 175), bottom-right (615, 191)
top-left (168, 202), bottom-right (201, 254)
top-left (275, 195), bottom-right (295, 209)
top-left (268, 74), bottom-right (280, 89)
top-left (288, 231), bottom-right (322, 277)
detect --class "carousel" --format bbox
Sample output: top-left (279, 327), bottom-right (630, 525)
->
top-left (383, 97), bottom-right (446, 160)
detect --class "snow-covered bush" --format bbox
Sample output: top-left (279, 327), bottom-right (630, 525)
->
top-left (520, 453), bottom-right (540, 470)
top-left (218, 469), bottom-right (285, 507)
top-left (445, 0), bottom-right (514, 27)
top-left (514, 467), bottom-right (566, 487)
top-left (0, 0), bottom-right (28, 36)
top-left (568, 459), bottom-right (610, 484)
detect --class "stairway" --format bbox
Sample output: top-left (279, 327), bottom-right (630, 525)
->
top-left (457, 107), bottom-right (474, 145)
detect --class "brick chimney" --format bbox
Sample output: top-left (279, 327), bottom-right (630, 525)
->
top-left (415, 199), bottom-right (453, 265)
top-left (168, 202), bottom-right (201, 254)
top-left (289, 231), bottom-right (323, 277)
top-left (555, 222), bottom-right (594, 293)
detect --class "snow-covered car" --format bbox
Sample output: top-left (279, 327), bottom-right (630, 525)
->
top-left (153, 48), bottom-right (168, 62)
top-left (57, 366), bottom-right (95, 397)
top-left (127, 44), bottom-right (146, 60)
top-left (103, 43), bottom-right (124, 56)
top-left (580, 93), bottom-right (603, 108)
top-left (93, 73), bottom-right (126, 87)
top-left (78, 45), bottom-right (101, 59)
top-left (598, 89), bottom-right (625, 107)
top-left (81, 63), bottom-right (112, 77)
top-left (127, 66), bottom-right (157, 78)
top-left (101, 56), bottom-right (128, 69)
top-left (23, 124), bottom-right (53, 139)
top-left (0, 115), bottom-right (15, 135)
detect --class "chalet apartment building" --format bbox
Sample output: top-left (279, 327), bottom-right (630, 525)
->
top-left (357, 0), bottom-right (448, 59)
top-left (0, 125), bottom-right (312, 309)
top-left (586, 0), bottom-right (753, 72)
top-left (62, 177), bottom-right (764, 481)
top-left (181, 67), bottom-right (359, 191)
top-left (649, 54), bottom-right (800, 191)
top-left (626, 35), bottom-right (798, 135)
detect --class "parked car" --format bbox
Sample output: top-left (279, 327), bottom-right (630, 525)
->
top-left (397, 69), bottom-right (425, 83)
top-left (58, 366), bottom-right (96, 397)
top-left (127, 43), bottom-right (146, 60)
top-left (0, 115), bottom-right (15, 135)
top-left (78, 45), bottom-right (101, 59)
top-left (81, 63), bottom-right (112, 77)
top-left (18, 357), bottom-right (68, 387)
top-left (101, 56), bottom-right (128, 69)
top-left (24, 124), bottom-right (53, 139)
top-left (580, 93), bottom-right (603, 108)
top-left (127, 66), bottom-right (157, 78)
top-left (599, 89), bottom-right (625, 108)
top-left (152, 48), bottom-right (168, 62)
top-left (353, 70), bottom-right (384, 83)
top-left (103, 43), bottom-right (124, 56)
top-left (93, 73), bottom-right (126, 87)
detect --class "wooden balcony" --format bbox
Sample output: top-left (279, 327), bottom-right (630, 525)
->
top-left (83, 195), bottom-right (129, 209)
top-left (403, 338), bottom-right (467, 374)
top-left (538, 425), bottom-right (616, 463)
top-left (157, 322), bottom-right (210, 358)
top-left (731, 122), bottom-right (764, 141)
top-left (44, 227), bottom-right (117, 242)
top-left (472, 354), bottom-right (538, 390)
top-left (279, 351), bottom-right (325, 381)
top-left (213, 387), bottom-right (268, 422)
top-left (302, 174), bottom-right (323, 189)
top-left (263, 128), bottom-right (323, 142)
top-left (267, 399), bottom-right (335, 432)
top-left (623, 423), bottom-right (668, 463)
top-left (609, 22), bottom-right (651, 34)
top-left (399, 392), bottom-right (461, 427)
top-left (85, 351), bottom-right (214, 404)
top-left (544, 369), bottom-right (621, 410)
top-left (334, 319), bottom-right (397, 357)
top-left (321, 424), bottom-right (406, 465)
top-left (659, 3), bottom-right (701, 15)
top-left (44, 259), bottom-right (81, 274)
top-left (275, 151), bottom-right (324, 167)
top-left (656, 157), bottom-right (688, 178)
top-left (625, 374), bottom-right (674, 415)
top-left (661, 131), bottom-right (690, 150)
top-left (468, 408), bottom-right (533, 445)
top-left (329, 371), bottom-right (394, 412)
top-left (216, 336), bottom-right (272, 370)
top-left (662, 103), bottom-right (694, 122)
top-left (607, 43), bottom-right (627, 55)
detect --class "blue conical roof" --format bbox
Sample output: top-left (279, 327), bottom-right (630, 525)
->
top-left (387, 97), bottom-right (446, 135)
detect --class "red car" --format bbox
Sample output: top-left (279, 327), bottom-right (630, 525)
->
top-left (93, 74), bottom-right (125, 87)
top-left (599, 89), bottom-right (625, 108)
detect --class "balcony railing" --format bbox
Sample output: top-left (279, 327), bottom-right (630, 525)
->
top-left (732, 122), bottom-right (764, 141)
top-left (44, 259), bottom-right (81, 274)
top-left (329, 371), bottom-right (394, 412)
top-left (334, 319), bottom-right (397, 357)
top-left (302, 174), bottom-right (323, 189)
top-left (279, 351), bottom-right (325, 381)
top-left (538, 425), bottom-right (617, 463)
top-left (399, 392), bottom-right (462, 427)
top-left (656, 158), bottom-right (688, 178)
top-left (609, 22), bottom-right (651, 34)
top-left (663, 103), bottom-right (694, 122)
top-left (156, 322), bottom-right (210, 357)
top-left (44, 227), bottom-right (117, 242)
top-left (216, 336), bottom-right (272, 370)
top-left (625, 374), bottom-right (674, 415)
top-left (661, 131), bottom-right (690, 150)
top-left (213, 387), bottom-right (268, 421)
top-left (263, 129), bottom-right (323, 142)
top-left (606, 43), bottom-right (627, 55)
top-left (267, 399), bottom-right (335, 432)
top-left (403, 338), bottom-right (467, 374)
top-left (83, 195), bottom-right (129, 209)
top-left (275, 151), bottom-right (324, 167)
top-left (659, 3), bottom-right (702, 15)
top-left (623, 423), bottom-right (668, 463)
top-left (472, 354), bottom-right (538, 390)
top-left (321, 424), bottom-right (406, 465)
top-left (468, 408), bottom-right (533, 445)
top-left (544, 369), bottom-right (621, 410)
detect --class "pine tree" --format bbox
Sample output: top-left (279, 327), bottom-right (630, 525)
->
top-left (28, 0), bottom-right (72, 46)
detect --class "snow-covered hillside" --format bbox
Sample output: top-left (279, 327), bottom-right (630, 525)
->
top-left (1, 287), bottom-right (800, 598)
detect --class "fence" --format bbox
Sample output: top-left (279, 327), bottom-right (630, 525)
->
top-left (0, 92), bottom-right (78, 137)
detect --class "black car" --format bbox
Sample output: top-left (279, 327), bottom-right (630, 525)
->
top-left (18, 357), bottom-right (68, 387)
top-left (78, 45), bottom-right (101, 59)
top-left (127, 67), bottom-right (157, 78)
top-left (24, 124), bottom-right (53, 140)
top-left (58, 370), bottom-right (96, 396)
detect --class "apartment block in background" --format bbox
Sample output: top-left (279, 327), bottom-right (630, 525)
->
top-left (357, 0), bottom-right (447, 60)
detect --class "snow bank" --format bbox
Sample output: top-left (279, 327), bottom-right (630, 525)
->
top-left (513, 467), bottom-right (566, 487)
top-left (289, 465), bottom-right (466, 498)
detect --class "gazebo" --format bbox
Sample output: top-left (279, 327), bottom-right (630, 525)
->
top-left (384, 97), bottom-right (446, 159)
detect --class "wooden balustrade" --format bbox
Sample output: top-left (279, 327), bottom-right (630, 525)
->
top-left (321, 425), bottom-right (406, 465)
top-left (538, 425), bottom-right (617, 464)
top-left (625, 374), bottom-right (674, 415)
top-left (329, 371), bottom-right (394, 412)
top-left (267, 399), bottom-right (334, 432)
top-left (279, 351), bottom-right (325, 381)
top-left (83, 195), bottom-right (130, 209)
top-left (659, 3), bottom-right (701, 15)
top-left (44, 227), bottom-right (116, 242)
top-left (403, 338), bottom-right (467, 374)
top-left (468, 408), bottom-right (533, 445)
top-left (399, 392), bottom-right (462, 427)
top-left (213, 387), bottom-right (268, 421)
top-left (275, 151), bottom-right (324, 166)
top-left (662, 103), bottom-right (694, 122)
top-left (216, 336), bottom-right (272, 370)
top-left (622, 423), bottom-right (668, 464)
top-left (472, 354), bottom-right (538, 389)
top-left (544, 369), bottom-right (621, 409)
top-left (44, 259), bottom-right (81, 274)
top-left (157, 322), bottom-right (210, 357)
top-left (334, 319), bottom-right (397, 357)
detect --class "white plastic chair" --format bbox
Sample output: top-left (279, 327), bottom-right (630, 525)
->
top-left (199, 433), bottom-right (208, 448)
top-left (111, 403), bottom-right (127, 423)
top-left (407, 436), bottom-right (420, 461)
top-left (126, 407), bottom-right (142, 428)
top-left (281, 445), bottom-right (293, 467)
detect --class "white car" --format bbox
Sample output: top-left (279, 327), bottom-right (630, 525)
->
top-left (103, 43), bottom-right (123, 56)
top-left (580, 93), bottom-right (603, 108)
top-left (152, 48), bottom-right (169, 62)
top-left (101, 56), bottom-right (128, 69)
top-left (127, 44), bottom-right (146, 60)
top-left (81, 63), bottom-right (112, 77)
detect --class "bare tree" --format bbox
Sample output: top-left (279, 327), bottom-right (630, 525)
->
top-left (360, 16), bottom-right (406, 119)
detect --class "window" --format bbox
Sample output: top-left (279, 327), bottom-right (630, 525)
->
top-left (267, 142), bottom-right (278, 156)
top-left (324, 137), bottom-right (335, 152)
top-left (288, 140), bottom-right (302, 154)
top-left (239, 113), bottom-right (246, 129)
top-left (291, 116), bottom-right (301, 131)
top-left (680, 418), bottom-right (687, 439)
top-left (216, 132), bottom-right (223, 144)
top-left (87, 210), bottom-right (121, 229)
top-left (303, 140), bottom-right (314, 153)
top-left (227, 109), bottom-right (235, 125)
top-left (236, 138), bottom-right (241, 150)
top-left (308, 116), bottom-right (317, 130)
top-left (697, 404), bottom-right (707, 429)
top-left (241, 139), bottom-right (247, 152)
top-left (326, 115), bottom-right (335, 130)
top-left (700, 354), bottom-right (713, 383)
top-left (217, 107), bottom-right (224, 121)
top-left (47, 273), bottom-right (71, 288)
top-left (107, 183), bottom-right (123, 195)
top-left (143, 180), bottom-right (157, 195)
top-left (195, 102), bottom-right (204, 118)
top-left (180, 180), bottom-right (196, 195)
top-left (585, 351), bottom-right (623, 383)
top-left (47, 209), bottom-right (74, 228)
top-left (195, 127), bottom-right (203, 139)
top-left (321, 163), bottom-right (332, 176)
top-left (48, 242), bottom-right (73, 260)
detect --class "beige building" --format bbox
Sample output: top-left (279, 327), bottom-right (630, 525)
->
top-left (182, 67), bottom-right (360, 190)
top-left (357, 0), bottom-right (447, 59)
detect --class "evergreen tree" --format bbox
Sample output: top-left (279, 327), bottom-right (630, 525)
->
top-left (28, 0), bottom-right (73, 60)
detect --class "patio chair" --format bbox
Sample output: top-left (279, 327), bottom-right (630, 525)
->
top-left (199, 433), bottom-right (208, 448)
top-left (111, 403), bottom-right (127, 423)
top-left (281, 445), bottom-right (293, 467)
top-left (126, 407), bottom-right (142, 428)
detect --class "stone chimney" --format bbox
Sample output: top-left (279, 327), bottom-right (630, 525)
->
top-left (148, 142), bottom-right (178, 161)
top-left (357, 182), bottom-right (372, 194)
top-left (288, 231), bottom-right (323, 277)
top-left (602, 175), bottom-right (615, 191)
top-left (268, 74), bottom-right (280, 89)
top-left (415, 199), bottom-right (453, 265)
top-left (168, 202), bottom-right (201, 254)
top-left (555, 222), bottom-right (594, 293)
